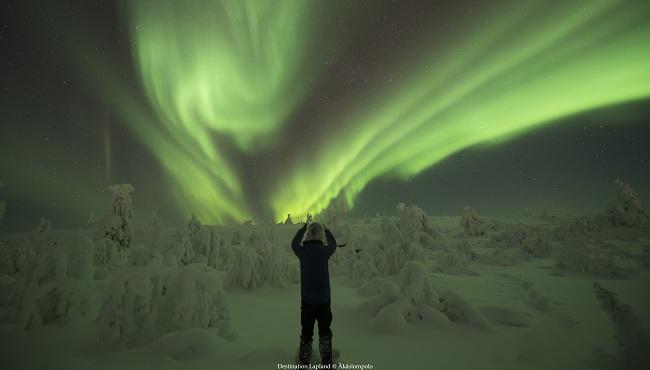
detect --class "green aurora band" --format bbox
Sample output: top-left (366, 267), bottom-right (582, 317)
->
top-left (122, 0), bottom-right (650, 224)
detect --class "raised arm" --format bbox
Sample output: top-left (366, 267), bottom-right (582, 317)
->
top-left (291, 224), bottom-right (308, 257)
top-left (324, 227), bottom-right (337, 257)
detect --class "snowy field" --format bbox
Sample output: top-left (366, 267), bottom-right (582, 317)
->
top-left (1, 186), bottom-right (649, 370)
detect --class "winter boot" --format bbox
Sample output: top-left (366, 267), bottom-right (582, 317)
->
top-left (298, 334), bottom-right (312, 366)
top-left (319, 334), bottom-right (333, 367)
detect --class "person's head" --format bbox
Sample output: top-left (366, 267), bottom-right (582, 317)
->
top-left (301, 222), bottom-right (328, 245)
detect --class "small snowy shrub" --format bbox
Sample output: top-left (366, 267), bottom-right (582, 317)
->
top-left (553, 250), bottom-right (626, 278)
top-left (431, 251), bottom-right (474, 274)
top-left (491, 224), bottom-right (553, 258)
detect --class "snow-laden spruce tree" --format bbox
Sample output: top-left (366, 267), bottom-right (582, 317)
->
top-left (605, 179), bottom-right (649, 227)
top-left (94, 238), bottom-right (128, 267)
top-left (380, 217), bottom-right (405, 246)
top-left (207, 231), bottom-right (231, 270)
top-left (9, 236), bottom-right (95, 330)
top-left (167, 230), bottom-right (195, 265)
top-left (459, 206), bottom-right (487, 236)
top-left (225, 244), bottom-right (264, 290)
top-left (149, 211), bottom-right (159, 228)
top-left (36, 218), bottom-right (51, 233)
top-left (129, 243), bottom-right (163, 267)
top-left (188, 212), bottom-right (202, 234)
top-left (268, 244), bottom-right (300, 286)
top-left (354, 261), bottom-right (491, 332)
top-left (87, 211), bottom-right (96, 230)
top-left (186, 213), bottom-right (213, 259)
top-left (400, 261), bottom-right (439, 308)
top-left (247, 232), bottom-right (273, 275)
top-left (97, 264), bottom-right (236, 348)
top-left (398, 203), bottom-right (449, 249)
top-left (398, 203), bottom-right (425, 241)
top-left (374, 218), bottom-right (425, 275)
top-left (0, 236), bottom-right (34, 276)
top-left (346, 250), bottom-right (379, 287)
top-left (104, 183), bottom-right (134, 251)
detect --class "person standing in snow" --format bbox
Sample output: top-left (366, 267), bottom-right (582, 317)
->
top-left (291, 222), bottom-right (339, 367)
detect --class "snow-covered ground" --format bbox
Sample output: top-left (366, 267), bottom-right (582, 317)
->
top-left (1, 206), bottom-right (649, 370)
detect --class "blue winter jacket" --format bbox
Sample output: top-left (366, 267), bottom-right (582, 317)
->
top-left (291, 225), bottom-right (337, 304)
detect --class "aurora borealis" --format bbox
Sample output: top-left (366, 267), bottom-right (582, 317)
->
top-left (2, 0), bottom-right (650, 228)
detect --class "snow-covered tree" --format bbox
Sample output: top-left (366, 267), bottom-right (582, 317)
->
top-left (380, 217), bottom-right (405, 246)
top-left (225, 245), bottom-right (264, 289)
top-left (104, 183), bottom-right (134, 251)
top-left (130, 244), bottom-right (163, 267)
top-left (268, 245), bottom-right (299, 286)
top-left (0, 237), bottom-right (34, 276)
top-left (459, 206), bottom-right (486, 236)
top-left (207, 231), bottom-right (231, 270)
top-left (605, 179), bottom-right (648, 226)
top-left (188, 213), bottom-right (202, 234)
top-left (346, 250), bottom-right (379, 287)
top-left (8, 239), bottom-right (95, 330)
top-left (399, 261), bottom-right (440, 308)
top-left (149, 211), bottom-right (160, 228)
top-left (87, 211), bottom-right (96, 229)
top-left (168, 230), bottom-right (195, 265)
top-left (396, 203), bottom-right (432, 243)
top-left (355, 262), bottom-right (491, 332)
top-left (97, 264), bottom-right (236, 347)
top-left (187, 213), bottom-right (212, 257)
top-left (94, 238), bottom-right (128, 267)
top-left (36, 218), bottom-right (51, 233)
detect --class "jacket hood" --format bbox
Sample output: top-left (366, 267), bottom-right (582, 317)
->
top-left (301, 222), bottom-right (328, 245)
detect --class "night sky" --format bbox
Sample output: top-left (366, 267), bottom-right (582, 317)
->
top-left (1, 0), bottom-right (649, 230)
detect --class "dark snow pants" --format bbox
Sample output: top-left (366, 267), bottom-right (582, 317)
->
top-left (300, 300), bottom-right (332, 340)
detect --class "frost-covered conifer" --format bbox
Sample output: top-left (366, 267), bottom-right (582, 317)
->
top-left (104, 184), bottom-right (134, 251)
top-left (459, 206), bottom-right (486, 236)
top-left (87, 211), bottom-right (96, 229)
top-left (36, 218), bottom-right (51, 233)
